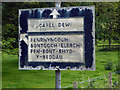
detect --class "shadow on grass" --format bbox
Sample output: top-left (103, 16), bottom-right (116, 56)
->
top-left (98, 47), bottom-right (120, 52)
top-left (2, 48), bottom-right (18, 55)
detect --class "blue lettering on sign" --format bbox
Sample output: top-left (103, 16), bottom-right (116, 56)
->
top-left (39, 23), bottom-right (55, 28)
top-left (38, 22), bottom-right (71, 28)
top-left (31, 37), bottom-right (69, 42)
top-left (58, 23), bottom-right (71, 27)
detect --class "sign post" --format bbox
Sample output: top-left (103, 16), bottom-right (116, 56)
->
top-left (55, 70), bottom-right (61, 88)
top-left (55, 2), bottom-right (61, 89)
top-left (19, 2), bottom-right (95, 89)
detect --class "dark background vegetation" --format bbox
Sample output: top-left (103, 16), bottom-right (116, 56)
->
top-left (2, 2), bottom-right (120, 50)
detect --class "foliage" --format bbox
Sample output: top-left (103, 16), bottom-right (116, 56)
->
top-left (2, 2), bottom-right (120, 49)
top-left (104, 61), bottom-right (113, 70)
top-left (2, 2), bottom-right (54, 49)
top-left (2, 48), bottom-right (18, 55)
top-left (2, 38), bottom-right (16, 49)
top-left (114, 63), bottom-right (120, 74)
top-left (113, 80), bottom-right (119, 87)
top-left (95, 2), bottom-right (120, 46)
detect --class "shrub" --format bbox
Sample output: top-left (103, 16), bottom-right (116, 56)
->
top-left (2, 48), bottom-right (18, 55)
top-left (2, 38), bottom-right (16, 49)
top-left (104, 61), bottom-right (113, 70)
top-left (114, 63), bottom-right (120, 74)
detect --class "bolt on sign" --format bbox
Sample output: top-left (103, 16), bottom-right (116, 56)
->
top-left (19, 6), bottom-right (95, 70)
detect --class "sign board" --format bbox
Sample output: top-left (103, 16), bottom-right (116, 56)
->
top-left (28, 35), bottom-right (84, 63)
top-left (28, 18), bottom-right (84, 32)
top-left (19, 6), bottom-right (95, 70)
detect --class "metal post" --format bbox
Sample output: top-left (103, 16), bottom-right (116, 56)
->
top-left (55, 2), bottom-right (61, 89)
top-left (55, 2), bottom-right (61, 8)
top-left (55, 70), bottom-right (61, 89)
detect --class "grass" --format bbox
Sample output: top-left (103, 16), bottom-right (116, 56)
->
top-left (2, 54), bottom-right (55, 88)
top-left (2, 47), bottom-right (119, 88)
top-left (0, 50), bottom-right (2, 89)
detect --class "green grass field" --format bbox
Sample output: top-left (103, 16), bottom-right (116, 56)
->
top-left (2, 47), bottom-right (119, 88)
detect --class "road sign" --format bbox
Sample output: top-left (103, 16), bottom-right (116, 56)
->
top-left (19, 6), bottom-right (95, 70)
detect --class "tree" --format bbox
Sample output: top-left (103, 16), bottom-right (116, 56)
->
top-left (95, 2), bottom-right (119, 48)
top-left (2, 2), bottom-right (120, 49)
top-left (2, 2), bottom-right (54, 49)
